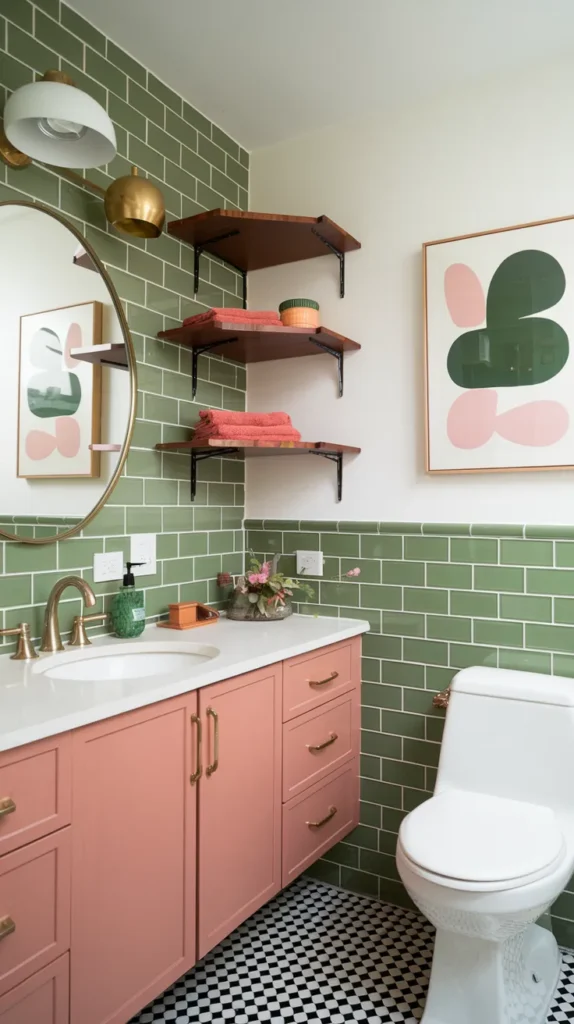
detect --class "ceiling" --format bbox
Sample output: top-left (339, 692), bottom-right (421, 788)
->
top-left (68, 0), bottom-right (574, 151)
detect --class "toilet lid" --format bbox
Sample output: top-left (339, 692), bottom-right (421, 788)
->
top-left (400, 790), bottom-right (564, 883)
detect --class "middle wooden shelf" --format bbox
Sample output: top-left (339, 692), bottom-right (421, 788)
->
top-left (157, 320), bottom-right (360, 398)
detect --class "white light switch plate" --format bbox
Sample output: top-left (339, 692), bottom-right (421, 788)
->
top-left (130, 533), bottom-right (157, 577)
top-left (296, 550), bottom-right (324, 577)
top-left (93, 550), bottom-right (124, 583)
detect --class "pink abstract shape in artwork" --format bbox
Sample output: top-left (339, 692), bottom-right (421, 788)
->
top-left (25, 430), bottom-right (58, 460)
top-left (496, 402), bottom-right (569, 446)
top-left (447, 391), bottom-right (569, 451)
top-left (444, 263), bottom-right (486, 327)
top-left (55, 417), bottom-right (81, 457)
top-left (447, 389), bottom-right (498, 448)
top-left (24, 418), bottom-right (81, 462)
top-left (64, 322), bottom-right (82, 368)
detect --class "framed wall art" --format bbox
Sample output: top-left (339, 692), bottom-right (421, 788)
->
top-left (18, 301), bottom-right (103, 479)
top-left (424, 214), bottom-right (574, 473)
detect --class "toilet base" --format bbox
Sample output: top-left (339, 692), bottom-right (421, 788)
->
top-left (421, 923), bottom-right (561, 1024)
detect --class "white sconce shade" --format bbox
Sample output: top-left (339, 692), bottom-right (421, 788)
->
top-left (4, 76), bottom-right (116, 168)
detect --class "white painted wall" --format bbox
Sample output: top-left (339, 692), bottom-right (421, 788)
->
top-left (0, 207), bottom-right (129, 517)
top-left (247, 56), bottom-right (574, 524)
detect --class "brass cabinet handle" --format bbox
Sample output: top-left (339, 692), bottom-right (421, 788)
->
top-left (307, 732), bottom-right (338, 753)
top-left (308, 671), bottom-right (339, 688)
top-left (0, 917), bottom-right (15, 941)
top-left (206, 707), bottom-right (219, 776)
top-left (189, 714), bottom-right (202, 785)
top-left (306, 805), bottom-right (337, 829)
top-left (0, 798), bottom-right (15, 818)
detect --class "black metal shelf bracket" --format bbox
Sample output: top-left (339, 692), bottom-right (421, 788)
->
top-left (191, 337), bottom-right (239, 398)
top-left (308, 450), bottom-right (344, 502)
top-left (190, 448), bottom-right (240, 501)
top-left (308, 336), bottom-right (344, 397)
top-left (311, 228), bottom-right (345, 298)
top-left (193, 230), bottom-right (247, 309)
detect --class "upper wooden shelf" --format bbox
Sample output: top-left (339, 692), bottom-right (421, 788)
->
top-left (70, 343), bottom-right (128, 369)
top-left (167, 208), bottom-right (361, 303)
top-left (168, 209), bottom-right (361, 272)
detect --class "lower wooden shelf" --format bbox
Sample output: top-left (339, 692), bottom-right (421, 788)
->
top-left (155, 440), bottom-right (361, 502)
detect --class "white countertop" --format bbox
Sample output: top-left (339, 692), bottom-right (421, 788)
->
top-left (0, 614), bottom-right (369, 753)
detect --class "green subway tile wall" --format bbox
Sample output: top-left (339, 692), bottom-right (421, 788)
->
top-left (245, 519), bottom-right (574, 946)
top-left (0, 0), bottom-right (248, 651)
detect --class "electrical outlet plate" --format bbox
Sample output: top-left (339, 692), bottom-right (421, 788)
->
top-left (296, 550), bottom-right (324, 577)
top-left (130, 533), bottom-right (157, 577)
top-left (93, 550), bottom-right (124, 583)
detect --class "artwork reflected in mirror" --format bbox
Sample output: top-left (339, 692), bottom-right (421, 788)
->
top-left (19, 301), bottom-right (103, 479)
top-left (0, 201), bottom-right (135, 543)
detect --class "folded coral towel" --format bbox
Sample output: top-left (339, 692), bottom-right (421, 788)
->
top-left (193, 426), bottom-right (302, 442)
top-left (199, 410), bottom-right (293, 427)
top-left (183, 308), bottom-right (282, 328)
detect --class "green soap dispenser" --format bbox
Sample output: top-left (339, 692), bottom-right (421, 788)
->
top-left (110, 562), bottom-right (146, 638)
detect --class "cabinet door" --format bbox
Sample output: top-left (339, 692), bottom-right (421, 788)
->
top-left (0, 954), bottom-right (69, 1024)
top-left (71, 694), bottom-right (199, 1024)
top-left (198, 664), bottom-right (282, 959)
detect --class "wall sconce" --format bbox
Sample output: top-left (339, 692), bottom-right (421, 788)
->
top-left (2, 70), bottom-right (116, 168)
top-left (105, 167), bottom-right (165, 239)
top-left (0, 70), bottom-right (166, 239)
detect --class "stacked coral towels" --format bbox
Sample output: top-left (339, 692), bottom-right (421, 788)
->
top-left (183, 307), bottom-right (282, 328)
top-left (193, 410), bottom-right (301, 442)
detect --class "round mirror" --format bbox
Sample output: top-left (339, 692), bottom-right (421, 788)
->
top-left (0, 200), bottom-right (136, 544)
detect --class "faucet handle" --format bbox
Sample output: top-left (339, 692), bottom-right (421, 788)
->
top-left (0, 623), bottom-right (38, 661)
top-left (69, 613), bottom-right (108, 648)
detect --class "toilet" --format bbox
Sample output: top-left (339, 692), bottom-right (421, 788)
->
top-left (396, 666), bottom-right (574, 1024)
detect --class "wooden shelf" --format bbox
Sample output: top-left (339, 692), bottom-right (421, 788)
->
top-left (167, 208), bottom-right (361, 303)
top-left (70, 343), bottom-right (129, 369)
top-left (158, 321), bottom-right (360, 398)
top-left (156, 439), bottom-right (361, 503)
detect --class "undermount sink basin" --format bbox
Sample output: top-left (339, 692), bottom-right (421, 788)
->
top-left (35, 642), bottom-right (220, 683)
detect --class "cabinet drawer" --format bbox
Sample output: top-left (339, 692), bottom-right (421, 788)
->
top-left (0, 830), bottom-right (71, 998)
top-left (0, 735), bottom-right (71, 857)
top-left (283, 639), bottom-right (360, 721)
top-left (0, 954), bottom-right (69, 1024)
top-left (283, 691), bottom-right (359, 802)
top-left (282, 759), bottom-right (359, 887)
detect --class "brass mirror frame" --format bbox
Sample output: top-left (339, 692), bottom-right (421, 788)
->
top-left (0, 199), bottom-right (137, 545)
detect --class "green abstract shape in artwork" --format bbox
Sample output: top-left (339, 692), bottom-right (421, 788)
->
top-left (447, 249), bottom-right (569, 388)
top-left (27, 373), bottom-right (82, 418)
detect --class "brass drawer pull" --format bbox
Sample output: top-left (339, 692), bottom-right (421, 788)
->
top-left (190, 714), bottom-right (202, 785)
top-left (306, 805), bottom-right (337, 829)
top-left (206, 707), bottom-right (219, 776)
top-left (0, 917), bottom-right (15, 941)
top-left (308, 671), bottom-right (339, 688)
top-left (307, 732), bottom-right (338, 753)
top-left (0, 798), bottom-right (15, 818)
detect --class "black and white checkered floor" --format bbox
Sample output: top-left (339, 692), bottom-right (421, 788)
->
top-left (130, 876), bottom-right (574, 1023)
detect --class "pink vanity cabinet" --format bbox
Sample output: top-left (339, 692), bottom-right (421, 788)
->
top-left (0, 634), bottom-right (362, 1024)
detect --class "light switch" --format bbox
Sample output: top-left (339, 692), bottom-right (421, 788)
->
top-left (93, 550), bottom-right (124, 583)
top-left (129, 533), bottom-right (157, 577)
top-left (296, 550), bottom-right (324, 577)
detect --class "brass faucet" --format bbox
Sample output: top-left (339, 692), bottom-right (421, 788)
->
top-left (41, 576), bottom-right (97, 653)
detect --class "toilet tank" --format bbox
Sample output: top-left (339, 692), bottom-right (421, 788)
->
top-left (436, 666), bottom-right (574, 814)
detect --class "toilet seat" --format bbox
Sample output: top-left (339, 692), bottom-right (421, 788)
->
top-left (399, 789), bottom-right (566, 892)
